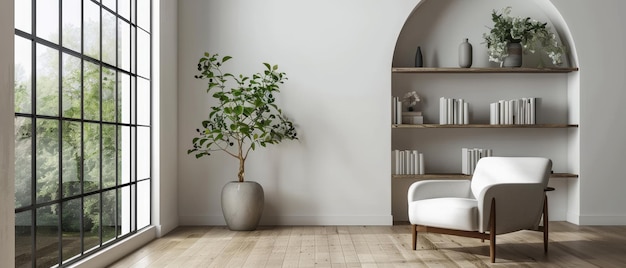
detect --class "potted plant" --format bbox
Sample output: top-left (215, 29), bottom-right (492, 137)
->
top-left (483, 6), bottom-right (566, 67)
top-left (188, 52), bottom-right (298, 231)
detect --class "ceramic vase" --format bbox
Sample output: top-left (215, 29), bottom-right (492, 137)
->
top-left (459, 38), bottom-right (472, 68)
top-left (415, 46), bottom-right (423, 67)
top-left (221, 181), bottom-right (264, 231)
top-left (502, 42), bottom-right (522, 67)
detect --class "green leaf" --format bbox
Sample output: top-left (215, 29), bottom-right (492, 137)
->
top-left (222, 55), bottom-right (232, 62)
top-left (263, 63), bottom-right (271, 70)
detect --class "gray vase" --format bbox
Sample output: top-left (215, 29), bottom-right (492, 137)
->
top-left (502, 42), bottom-right (522, 67)
top-left (221, 181), bottom-right (264, 231)
top-left (458, 38), bottom-right (472, 68)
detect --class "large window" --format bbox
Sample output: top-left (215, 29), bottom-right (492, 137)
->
top-left (14, 0), bottom-right (152, 267)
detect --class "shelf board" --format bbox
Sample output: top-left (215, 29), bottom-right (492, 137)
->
top-left (392, 173), bottom-right (578, 180)
top-left (391, 67), bottom-right (579, 73)
top-left (392, 124), bottom-right (578, 129)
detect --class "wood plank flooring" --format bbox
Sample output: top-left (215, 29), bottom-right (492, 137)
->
top-left (109, 222), bottom-right (626, 267)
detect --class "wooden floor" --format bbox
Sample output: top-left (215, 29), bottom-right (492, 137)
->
top-left (109, 222), bottom-right (626, 267)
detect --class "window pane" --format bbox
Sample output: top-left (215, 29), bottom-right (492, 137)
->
top-left (84, 123), bottom-right (101, 193)
top-left (137, 77), bottom-right (150, 125)
top-left (36, 204), bottom-right (59, 267)
top-left (36, 0), bottom-right (59, 44)
top-left (118, 19), bottom-right (131, 71)
top-left (102, 67), bottom-right (116, 122)
top-left (131, 0), bottom-right (136, 24)
top-left (137, 0), bottom-right (150, 31)
top-left (118, 186), bottom-right (130, 236)
top-left (103, 0), bottom-right (116, 11)
top-left (84, 0), bottom-right (100, 60)
top-left (119, 126), bottom-right (131, 184)
top-left (62, 53), bottom-right (82, 119)
top-left (83, 61), bottom-right (101, 121)
top-left (137, 180), bottom-right (150, 229)
top-left (137, 29), bottom-right (150, 78)
top-left (62, 0), bottom-right (82, 52)
top-left (15, 211), bottom-right (33, 267)
top-left (118, 72), bottom-right (131, 123)
top-left (36, 119), bottom-right (59, 204)
top-left (15, 117), bottom-right (32, 208)
top-left (15, 0), bottom-right (32, 33)
top-left (130, 183), bottom-right (136, 231)
top-left (131, 26), bottom-right (136, 74)
top-left (119, 0), bottom-right (130, 20)
top-left (103, 10), bottom-right (117, 66)
top-left (62, 121), bottom-right (82, 198)
top-left (102, 190), bottom-right (117, 243)
top-left (102, 124), bottom-right (117, 188)
top-left (61, 198), bottom-right (82, 262)
top-left (83, 194), bottom-right (101, 252)
top-left (36, 44), bottom-right (59, 116)
top-left (137, 126), bottom-right (150, 180)
top-left (15, 36), bottom-right (32, 114)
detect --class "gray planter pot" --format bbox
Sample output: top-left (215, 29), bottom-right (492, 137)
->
top-left (221, 181), bottom-right (264, 231)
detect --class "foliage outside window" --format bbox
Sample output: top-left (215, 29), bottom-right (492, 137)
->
top-left (14, 0), bottom-right (152, 267)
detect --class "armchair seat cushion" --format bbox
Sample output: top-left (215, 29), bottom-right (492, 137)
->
top-left (409, 197), bottom-right (479, 231)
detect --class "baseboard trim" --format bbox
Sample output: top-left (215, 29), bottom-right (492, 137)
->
top-left (577, 215), bottom-right (626, 225)
top-left (179, 215), bottom-right (394, 226)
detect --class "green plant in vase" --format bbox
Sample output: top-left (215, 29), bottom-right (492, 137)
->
top-left (483, 6), bottom-right (566, 66)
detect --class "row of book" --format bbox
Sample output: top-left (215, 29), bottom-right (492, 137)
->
top-left (489, 98), bottom-right (536, 125)
top-left (392, 150), bottom-right (425, 175)
top-left (439, 97), bottom-right (469, 124)
top-left (392, 96), bottom-right (424, 125)
top-left (461, 148), bottom-right (493, 175)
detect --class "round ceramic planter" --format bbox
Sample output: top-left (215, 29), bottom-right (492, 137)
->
top-left (502, 42), bottom-right (522, 67)
top-left (221, 181), bottom-right (264, 231)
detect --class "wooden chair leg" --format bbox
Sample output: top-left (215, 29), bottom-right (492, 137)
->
top-left (489, 198), bottom-right (496, 263)
top-left (543, 195), bottom-right (548, 253)
top-left (411, 224), bottom-right (417, 250)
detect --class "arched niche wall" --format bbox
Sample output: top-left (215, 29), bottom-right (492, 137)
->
top-left (392, 0), bottom-right (577, 68)
top-left (389, 0), bottom-right (580, 223)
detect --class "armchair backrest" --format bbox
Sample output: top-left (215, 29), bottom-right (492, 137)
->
top-left (471, 157), bottom-right (552, 198)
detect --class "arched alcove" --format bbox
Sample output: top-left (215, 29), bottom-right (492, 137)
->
top-left (390, 0), bottom-right (580, 223)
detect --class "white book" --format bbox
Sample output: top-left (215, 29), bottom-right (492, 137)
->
top-left (446, 99), bottom-right (456, 124)
top-left (440, 97), bottom-right (446, 124)
top-left (418, 153), bottom-right (424, 175)
top-left (530, 98), bottom-right (537, 125)
top-left (463, 102), bottom-right (469, 125)
top-left (396, 100), bottom-right (402, 125)
top-left (461, 148), bottom-right (468, 174)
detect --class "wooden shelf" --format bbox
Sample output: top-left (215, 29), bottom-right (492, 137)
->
top-left (392, 67), bottom-right (579, 73)
top-left (392, 124), bottom-right (578, 129)
top-left (392, 173), bottom-right (578, 180)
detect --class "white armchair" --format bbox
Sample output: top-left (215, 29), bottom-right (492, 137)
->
top-left (407, 157), bottom-right (552, 263)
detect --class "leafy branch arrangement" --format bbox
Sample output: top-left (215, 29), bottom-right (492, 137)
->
top-left (483, 7), bottom-right (566, 65)
top-left (188, 52), bottom-right (298, 182)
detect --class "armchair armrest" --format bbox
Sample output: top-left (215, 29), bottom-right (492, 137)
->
top-left (478, 183), bottom-right (546, 234)
top-left (407, 180), bottom-right (472, 203)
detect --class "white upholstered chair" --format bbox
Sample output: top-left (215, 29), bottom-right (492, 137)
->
top-left (407, 157), bottom-right (552, 263)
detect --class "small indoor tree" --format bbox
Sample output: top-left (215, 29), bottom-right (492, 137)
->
top-left (188, 52), bottom-right (298, 182)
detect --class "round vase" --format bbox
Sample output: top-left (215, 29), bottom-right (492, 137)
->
top-left (221, 181), bottom-right (264, 231)
top-left (502, 42), bottom-right (522, 67)
top-left (458, 38), bottom-right (472, 68)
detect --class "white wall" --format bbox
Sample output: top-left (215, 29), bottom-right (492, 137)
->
top-left (177, 0), bottom-right (418, 225)
top-left (154, 0), bottom-right (179, 236)
top-left (552, 0), bottom-right (626, 225)
top-left (0, 0), bottom-right (15, 265)
top-left (177, 0), bottom-right (626, 226)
